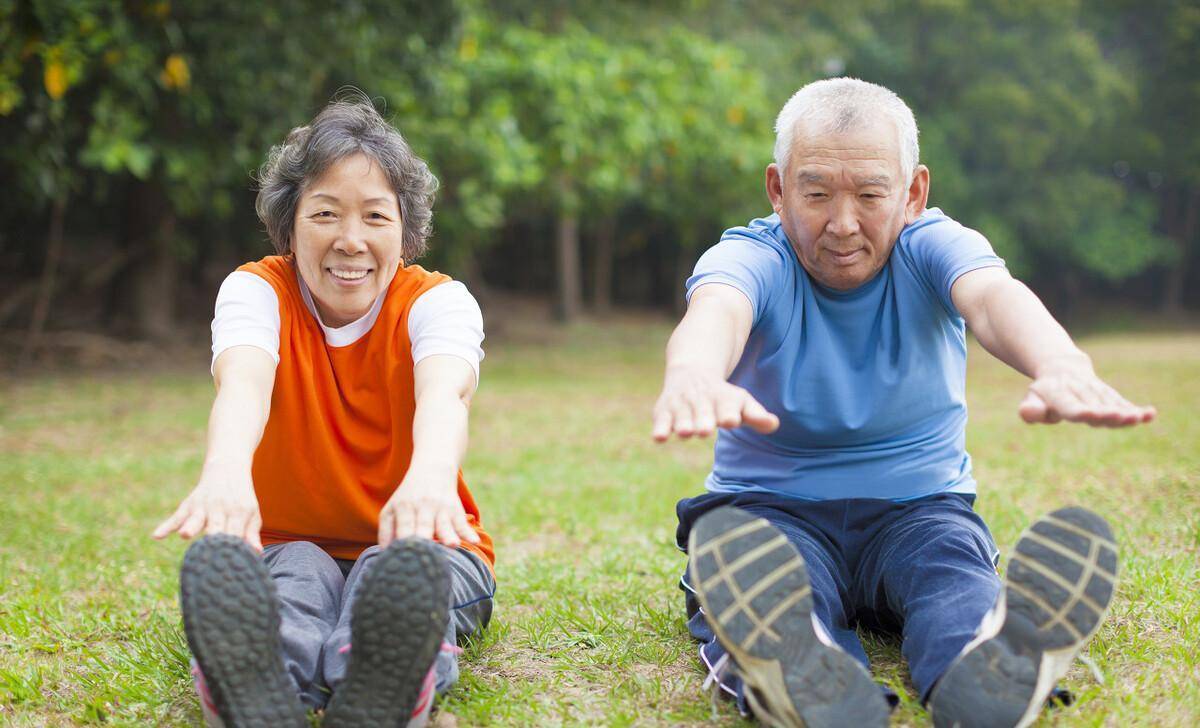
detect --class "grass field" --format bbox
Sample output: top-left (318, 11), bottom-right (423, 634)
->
top-left (1, 318), bottom-right (1197, 726)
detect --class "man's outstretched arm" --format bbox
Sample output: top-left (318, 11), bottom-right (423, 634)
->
top-left (951, 267), bottom-right (1156, 426)
top-left (652, 283), bottom-right (780, 441)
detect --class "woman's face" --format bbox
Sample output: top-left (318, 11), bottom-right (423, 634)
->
top-left (292, 153), bottom-right (405, 327)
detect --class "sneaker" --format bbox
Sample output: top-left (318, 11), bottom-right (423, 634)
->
top-left (180, 534), bottom-right (307, 728)
top-left (688, 506), bottom-right (889, 728)
top-left (929, 506), bottom-right (1119, 728)
top-left (323, 539), bottom-right (451, 728)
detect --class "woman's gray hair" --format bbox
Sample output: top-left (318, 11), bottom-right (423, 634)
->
top-left (255, 90), bottom-right (438, 260)
top-left (774, 77), bottom-right (920, 181)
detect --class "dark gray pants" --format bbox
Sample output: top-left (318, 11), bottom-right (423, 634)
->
top-left (262, 541), bottom-right (495, 710)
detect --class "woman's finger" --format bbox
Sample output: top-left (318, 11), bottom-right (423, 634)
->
top-left (452, 511), bottom-right (480, 544)
top-left (152, 504), bottom-right (189, 539)
top-left (246, 511), bottom-right (263, 552)
top-left (414, 503), bottom-right (436, 540)
top-left (177, 509), bottom-right (208, 539)
top-left (378, 506), bottom-right (397, 548)
top-left (434, 509), bottom-right (460, 548)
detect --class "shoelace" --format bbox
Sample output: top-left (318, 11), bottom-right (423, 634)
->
top-left (1077, 652), bottom-right (1106, 686)
top-left (700, 652), bottom-right (730, 717)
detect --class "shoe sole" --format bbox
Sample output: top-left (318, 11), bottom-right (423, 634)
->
top-left (688, 506), bottom-right (888, 728)
top-left (323, 539), bottom-right (451, 728)
top-left (180, 535), bottom-right (308, 728)
top-left (930, 506), bottom-right (1119, 728)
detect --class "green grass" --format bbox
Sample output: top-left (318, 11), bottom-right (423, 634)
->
top-left (1, 319), bottom-right (1198, 726)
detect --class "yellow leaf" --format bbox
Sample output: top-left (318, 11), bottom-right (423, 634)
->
top-left (161, 54), bottom-right (190, 90)
top-left (726, 105), bottom-right (745, 125)
top-left (459, 35), bottom-right (478, 62)
top-left (103, 49), bottom-right (123, 67)
top-left (151, 1), bottom-right (171, 20)
top-left (44, 61), bottom-right (67, 100)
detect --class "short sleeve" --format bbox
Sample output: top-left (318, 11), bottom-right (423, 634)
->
top-left (408, 281), bottom-right (485, 386)
top-left (685, 232), bottom-right (788, 326)
top-left (902, 213), bottom-right (1005, 317)
top-left (210, 271), bottom-right (281, 374)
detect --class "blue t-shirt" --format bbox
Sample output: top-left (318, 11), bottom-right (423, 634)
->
top-left (686, 208), bottom-right (1004, 501)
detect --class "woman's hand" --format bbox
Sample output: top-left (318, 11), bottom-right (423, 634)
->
top-left (152, 465), bottom-right (263, 550)
top-left (378, 464), bottom-right (479, 549)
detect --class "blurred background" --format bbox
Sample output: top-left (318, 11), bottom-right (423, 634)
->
top-left (1, 0), bottom-right (1197, 367)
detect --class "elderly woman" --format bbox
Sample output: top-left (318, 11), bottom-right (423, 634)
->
top-left (153, 96), bottom-right (495, 728)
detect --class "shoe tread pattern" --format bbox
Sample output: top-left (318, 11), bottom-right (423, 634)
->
top-left (180, 534), bottom-right (307, 728)
top-left (931, 507), bottom-right (1119, 728)
top-left (689, 506), bottom-right (887, 728)
top-left (323, 539), bottom-right (451, 728)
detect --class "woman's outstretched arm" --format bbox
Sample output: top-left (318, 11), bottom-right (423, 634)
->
top-left (152, 345), bottom-right (276, 549)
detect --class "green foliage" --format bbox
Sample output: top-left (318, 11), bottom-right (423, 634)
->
top-left (0, 0), bottom-right (1196, 313)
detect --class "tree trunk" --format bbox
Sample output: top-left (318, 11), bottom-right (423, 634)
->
top-left (133, 212), bottom-right (179, 341)
top-left (116, 181), bottom-right (179, 341)
top-left (591, 217), bottom-right (615, 313)
top-left (1163, 185), bottom-right (1198, 315)
top-left (19, 196), bottom-right (67, 368)
top-left (555, 210), bottom-right (582, 321)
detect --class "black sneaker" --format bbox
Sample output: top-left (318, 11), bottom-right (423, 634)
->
top-left (929, 506), bottom-right (1119, 728)
top-left (323, 539), bottom-right (451, 728)
top-left (688, 506), bottom-right (888, 728)
top-left (180, 534), bottom-right (308, 728)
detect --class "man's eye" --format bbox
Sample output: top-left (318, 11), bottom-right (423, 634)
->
top-left (861, 193), bottom-right (883, 199)
top-left (806, 193), bottom-right (827, 199)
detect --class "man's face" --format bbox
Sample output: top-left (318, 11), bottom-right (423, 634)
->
top-left (766, 117), bottom-right (928, 290)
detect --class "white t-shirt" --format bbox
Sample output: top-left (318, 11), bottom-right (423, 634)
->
top-left (210, 270), bottom-right (484, 384)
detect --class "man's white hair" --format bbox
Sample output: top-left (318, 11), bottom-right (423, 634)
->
top-left (773, 77), bottom-right (920, 181)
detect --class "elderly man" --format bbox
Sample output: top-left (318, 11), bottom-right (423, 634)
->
top-left (653, 77), bottom-right (1154, 728)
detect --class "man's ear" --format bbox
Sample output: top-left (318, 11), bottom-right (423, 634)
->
top-left (766, 163), bottom-right (784, 215)
top-left (905, 164), bottom-right (930, 225)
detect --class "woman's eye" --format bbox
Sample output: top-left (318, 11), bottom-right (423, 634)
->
top-left (313, 211), bottom-right (334, 218)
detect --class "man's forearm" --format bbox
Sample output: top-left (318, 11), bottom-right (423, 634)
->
top-left (972, 277), bottom-right (1091, 379)
top-left (665, 293), bottom-right (750, 378)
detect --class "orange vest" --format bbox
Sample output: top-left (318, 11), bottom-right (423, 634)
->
top-left (238, 255), bottom-right (494, 569)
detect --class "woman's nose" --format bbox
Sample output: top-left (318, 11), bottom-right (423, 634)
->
top-left (333, 219), bottom-right (369, 254)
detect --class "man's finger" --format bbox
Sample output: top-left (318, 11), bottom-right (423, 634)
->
top-left (1018, 390), bottom-right (1048, 423)
top-left (672, 398), bottom-right (697, 438)
top-left (652, 405), bottom-right (674, 442)
top-left (692, 396), bottom-right (717, 438)
top-left (741, 396), bottom-right (780, 434)
top-left (714, 392), bottom-right (743, 429)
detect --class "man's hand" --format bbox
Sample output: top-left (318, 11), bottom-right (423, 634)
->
top-left (1019, 357), bottom-right (1156, 427)
top-left (652, 364), bottom-right (780, 441)
top-left (379, 465), bottom-right (480, 549)
top-left (152, 466), bottom-right (263, 550)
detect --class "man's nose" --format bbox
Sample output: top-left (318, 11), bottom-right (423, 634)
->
top-left (825, 196), bottom-right (861, 237)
